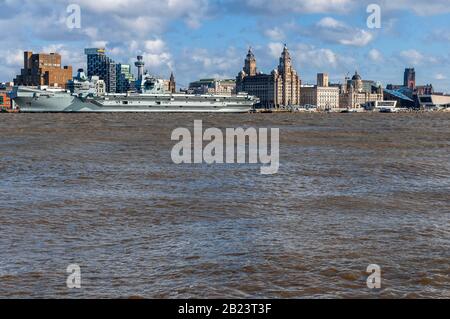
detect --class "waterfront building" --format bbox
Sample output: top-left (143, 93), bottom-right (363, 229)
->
top-left (300, 73), bottom-right (339, 111)
top-left (14, 51), bottom-right (73, 89)
top-left (417, 94), bottom-right (450, 110)
top-left (404, 68), bottom-right (416, 89)
top-left (342, 71), bottom-right (381, 95)
top-left (189, 78), bottom-right (236, 95)
top-left (116, 64), bottom-right (134, 93)
top-left (236, 45), bottom-right (301, 108)
top-left (339, 71), bottom-right (383, 109)
top-left (236, 71), bottom-right (279, 108)
top-left (0, 90), bottom-right (11, 109)
top-left (85, 48), bottom-right (116, 93)
top-left (383, 88), bottom-right (415, 108)
top-left (301, 86), bottom-right (340, 111)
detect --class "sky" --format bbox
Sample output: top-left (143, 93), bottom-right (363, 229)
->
top-left (0, 0), bottom-right (449, 92)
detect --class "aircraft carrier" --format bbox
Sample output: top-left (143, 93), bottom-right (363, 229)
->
top-left (11, 86), bottom-right (257, 113)
top-left (11, 64), bottom-right (258, 113)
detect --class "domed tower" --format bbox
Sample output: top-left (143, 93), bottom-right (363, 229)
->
top-left (243, 47), bottom-right (257, 76)
top-left (352, 71), bottom-right (363, 93)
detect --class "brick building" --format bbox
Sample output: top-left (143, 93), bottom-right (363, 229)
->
top-left (0, 91), bottom-right (11, 109)
top-left (14, 51), bottom-right (73, 89)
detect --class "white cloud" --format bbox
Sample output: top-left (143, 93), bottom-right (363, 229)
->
top-left (4, 49), bottom-right (24, 67)
top-left (268, 43), bottom-right (285, 59)
top-left (144, 39), bottom-right (167, 54)
top-left (368, 49), bottom-right (383, 62)
top-left (140, 38), bottom-right (174, 72)
top-left (379, 0), bottom-right (450, 16)
top-left (176, 46), bottom-right (241, 86)
top-left (295, 46), bottom-right (340, 69)
top-left (239, 0), bottom-right (356, 14)
top-left (264, 27), bottom-right (285, 41)
top-left (268, 43), bottom-right (353, 71)
top-left (400, 50), bottom-right (425, 65)
top-left (398, 50), bottom-right (443, 69)
top-left (316, 17), bottom-right (346, 29)
top-left (91, 41), bottom-right (108, 48)
top-left (239, 0), bottom-right (450, 16)
top-left (430, 29), bottom-right (450, 42)
top-left (309, 17), bottom-right (374, 47)
top-left (339, 30), bottom-right (373, 46)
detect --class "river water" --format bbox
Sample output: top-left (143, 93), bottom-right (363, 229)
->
top-left (0, 113), bottom-right (449, 298)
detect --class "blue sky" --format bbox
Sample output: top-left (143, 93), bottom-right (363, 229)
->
top-left (0, 0), bottom-right (449, 92)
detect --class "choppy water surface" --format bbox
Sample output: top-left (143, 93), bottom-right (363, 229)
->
top-left (0, 113), bottom-right (449, 298)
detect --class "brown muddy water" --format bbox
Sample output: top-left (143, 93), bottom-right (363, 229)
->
top-left (0, 113), bottom-right (449, 299)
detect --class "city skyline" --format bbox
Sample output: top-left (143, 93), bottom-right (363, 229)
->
top-left (0, 0), bottom-right (449, 92)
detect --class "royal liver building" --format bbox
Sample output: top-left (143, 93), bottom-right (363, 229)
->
top-left (236, 45), bottom-right (301, 108)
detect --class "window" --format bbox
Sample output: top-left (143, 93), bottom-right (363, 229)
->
top-left (0, 96), bottom-right (4, 105)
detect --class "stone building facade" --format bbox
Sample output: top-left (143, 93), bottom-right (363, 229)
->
top-left (301, 86), bottom-right (340, 111)
top-left (339, 71), bottom-right (384, 109)
top-left (236, 46), bottom-right (301, 108)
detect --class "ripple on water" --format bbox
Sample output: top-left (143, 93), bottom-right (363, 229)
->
top-left (0, 113), bottom-right (449, 298)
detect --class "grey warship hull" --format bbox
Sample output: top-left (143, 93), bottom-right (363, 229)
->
top-left (12, 87), bottom-right (257, 113)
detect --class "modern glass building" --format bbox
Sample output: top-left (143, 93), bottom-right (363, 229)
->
top-left (85, 48), bottom-right (117, 93)
top-left (116, 64), bottom-right (134, 93)
top-left (383, 88), bottom-right (415, 108)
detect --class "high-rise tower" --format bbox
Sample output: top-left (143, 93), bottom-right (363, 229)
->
top-left (84, 48), bottom-right (116, 93)
top-left (135, 56), bottom-right (145, 82)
